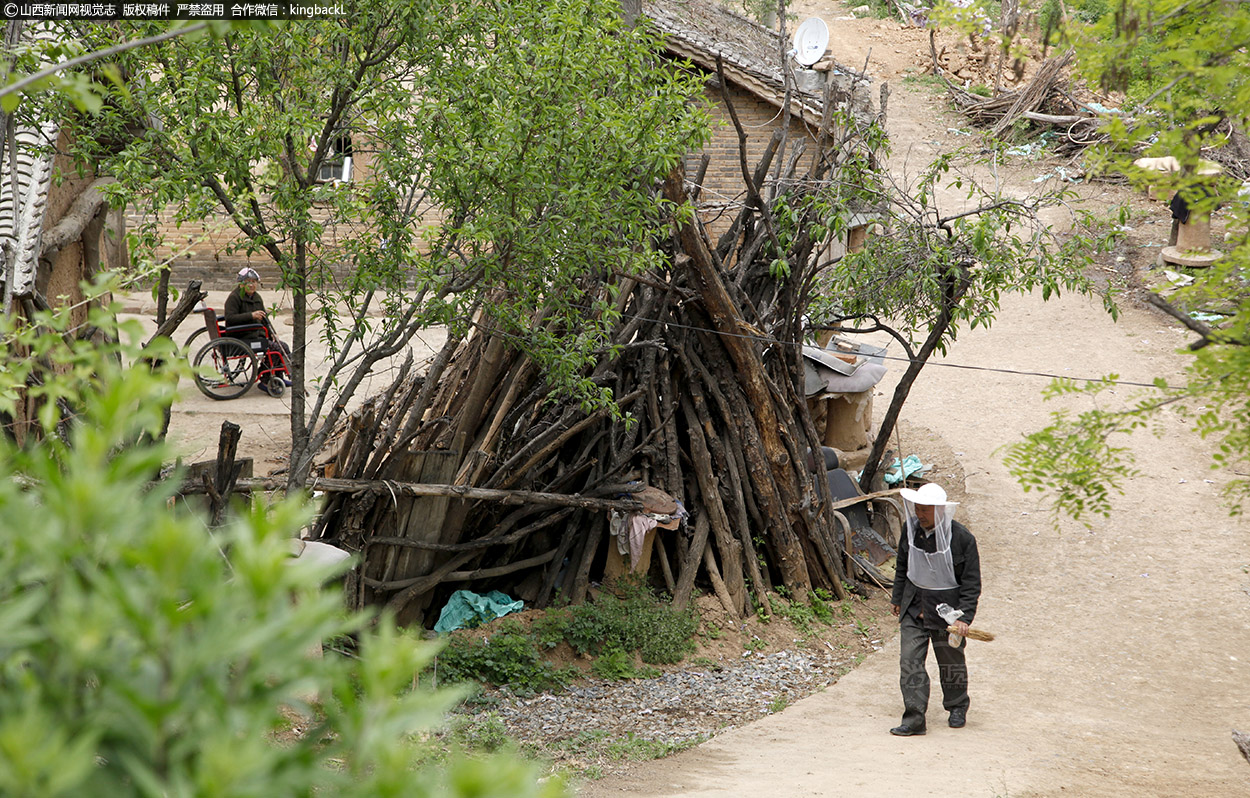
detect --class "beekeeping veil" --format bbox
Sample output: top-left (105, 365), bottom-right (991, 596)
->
top-left (899, 482), bottom-right (959, 590)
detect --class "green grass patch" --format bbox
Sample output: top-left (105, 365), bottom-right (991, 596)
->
top-left (591, 649), bottom-right (662, 681)
top-left (901, 72), bottom-right (946, 92)
top-left (770, 589), bottom-right (840, 638)
top-left (559, 582), bottom-right (700, 665)
top-left (445, 711), bottom-right (512, 753)
top-left (553, 729), bottom-right (710, 770)
top-left (432, 582), bottom-right (699, 694)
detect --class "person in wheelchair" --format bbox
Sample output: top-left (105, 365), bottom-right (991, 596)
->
top-left (224, 267), bottom-right (270, 337)
top-left (225, 267), bottom-right (291, 392)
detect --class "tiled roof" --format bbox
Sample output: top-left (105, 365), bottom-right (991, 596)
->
top-left (1, 25), bottom-right (62, 303)
top-left (643, 0), bottom-right (871, 120)
top-left (1, 120), bottom-right (60, 301)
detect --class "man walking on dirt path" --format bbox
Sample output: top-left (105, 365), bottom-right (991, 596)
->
top-left (890, 482), bottom-right (981, 736)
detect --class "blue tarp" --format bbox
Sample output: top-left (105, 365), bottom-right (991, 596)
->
top-left (433, 589), bottom-right (524, 633)
top-left (883, 454), bottom-right (929, 485)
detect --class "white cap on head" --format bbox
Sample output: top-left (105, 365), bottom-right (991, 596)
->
top-left (237, 267), bottom-right (261, 283)
top-left (898, 482), bottom-right (958, 506)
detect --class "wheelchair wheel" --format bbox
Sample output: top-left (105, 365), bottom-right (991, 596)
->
top-left (193, 338), bottom-right (258, 400)
top-left (264, 376), bottom-right (286, 399)
top-left (182, 326), bottom-right (209, 357)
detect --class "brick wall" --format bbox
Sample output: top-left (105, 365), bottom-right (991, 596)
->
top-left (689, 83), bottom-right (824, 243)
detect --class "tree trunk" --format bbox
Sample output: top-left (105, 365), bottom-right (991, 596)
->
top-left (289, 237), bottom-right (309, 491)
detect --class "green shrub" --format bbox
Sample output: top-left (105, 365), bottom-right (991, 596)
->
top-left (431, 585), bottom-right (696, 693)
top-left (563, 586), bottom-right (698, 665)
top-left (446, 711), bottom-right (511, 753)
top-left (858, 0), bottom-right (899, 20)
top-left (0, 287), bottom-right (564, 798)
top-left (810, 589), bottom-right (837, 624)
top-left (590, 649), bottom-right (661, 681)
top-left (435, 622), bottom-right (576, 695)
top-left (772, 590), bottom-right (839, 637)
top-left (1040, 0), bottom-right (1110, 33)
top-left (529, 609), bottom-right (573, 650)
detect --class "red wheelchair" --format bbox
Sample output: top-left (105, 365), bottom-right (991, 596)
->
top-left (190, 303), bottom-right (292, 400)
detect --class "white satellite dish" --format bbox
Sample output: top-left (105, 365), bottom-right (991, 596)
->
top-left (792, 17), bottom-right (829, 67)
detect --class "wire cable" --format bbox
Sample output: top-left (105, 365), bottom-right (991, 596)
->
top-left (473, 300), bottom-right (1184, 392)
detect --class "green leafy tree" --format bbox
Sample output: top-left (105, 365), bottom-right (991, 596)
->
top-left (809, 149), bottom-right (1119, 490)
top-left (1, 20), bottom-right (242, 320)
top-left (66, 1), bottom-right (707, 489)
top-left (0, 282), bottom-right (565, 797)
top-left (1005, 0), bottom-right (1250, 518)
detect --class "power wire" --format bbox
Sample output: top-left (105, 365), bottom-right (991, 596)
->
top-left (481, 300), bottom-right (1182, 391)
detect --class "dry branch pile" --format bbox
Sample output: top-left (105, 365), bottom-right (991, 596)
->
top-left (937, 43), bottom-right (1250, 180)
top-left (309, 74), bottom-right (887, 627)
top-left (934, 41), bottom-right (1109, 155)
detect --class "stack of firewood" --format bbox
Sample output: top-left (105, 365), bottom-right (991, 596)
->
top-left (310, 72), bottom-right (884, 626)
top-left (935, 44), bottom-right (1109, 154)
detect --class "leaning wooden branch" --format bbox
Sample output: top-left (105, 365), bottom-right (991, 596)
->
top-left (143, 280), bottom-right (207, 349)
top-left (716, 54), bottom-right (783, 259)
top-left (1144, 290), bottom-right (1230, 350)
top-left (188, 475), bottom-right (645, 513)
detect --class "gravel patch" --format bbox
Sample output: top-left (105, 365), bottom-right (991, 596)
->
top-left (465, 647), bottom-right (863, 755)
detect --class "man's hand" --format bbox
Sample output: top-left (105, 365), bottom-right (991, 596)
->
top-left (891, 603), bottom-right (900, 617)
top-left (952, 620), bottom-right (970, 636)
top-left (251, 310), bottom-right (266, 321)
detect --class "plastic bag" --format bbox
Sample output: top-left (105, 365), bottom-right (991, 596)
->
top-left (936, 602), bottom-right (964, 648)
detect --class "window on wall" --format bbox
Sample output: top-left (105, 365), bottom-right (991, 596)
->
top-left (317, 133), bottom-right (353, 182)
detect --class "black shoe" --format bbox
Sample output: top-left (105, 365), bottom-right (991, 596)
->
top-left (890, 724), bottom-right (926, 737)
top-left (949, 708), bottom-right (966, 728)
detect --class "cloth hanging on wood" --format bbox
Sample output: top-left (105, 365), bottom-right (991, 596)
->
top-left (610, 511), bottom-right (660, 567)
top-left (609, 486), bottom-right (687, 569)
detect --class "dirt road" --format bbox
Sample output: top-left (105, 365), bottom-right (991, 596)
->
top-left (579, 6), bottom-right (1250, 797)
top-left (132, 292), bottom-right (443, 475)
top-left (581, 291), bottom-right (1250, 797)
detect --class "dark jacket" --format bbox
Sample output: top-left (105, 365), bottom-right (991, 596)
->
top-left (224, 288), bottom-right (266, 332)
top-left (891, 519), bottom-right (980, 628)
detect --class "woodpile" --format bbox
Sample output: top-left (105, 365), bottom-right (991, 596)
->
top-left (935, 37), bottom-right (1250, 181)
top-left (307, 67), bottom-right (887, 626)
top-left (932, 38), bottom-right (1108, 154)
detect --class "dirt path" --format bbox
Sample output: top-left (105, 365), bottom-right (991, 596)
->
top-left (581, 296), bottom-right (1249, 797)
top-left (578, 5), bottom-right (1250, 796)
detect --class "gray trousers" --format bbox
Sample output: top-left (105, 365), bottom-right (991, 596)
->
top-left (899, 613), bottom-right (968, 729)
